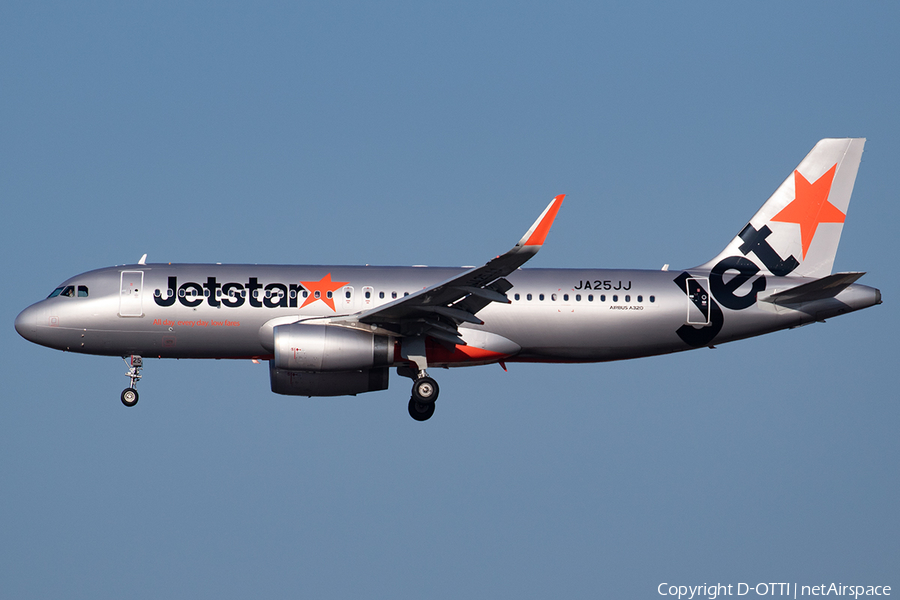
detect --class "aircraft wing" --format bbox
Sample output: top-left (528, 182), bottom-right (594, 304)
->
top-left (329, 195), bottom-right (564, 345)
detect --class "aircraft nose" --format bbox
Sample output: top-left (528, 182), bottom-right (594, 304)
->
top-left (15, 304), bottom-right (39, 342)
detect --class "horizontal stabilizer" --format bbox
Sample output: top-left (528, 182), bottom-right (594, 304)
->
top-left (761, 272), bottom-right (865, 305)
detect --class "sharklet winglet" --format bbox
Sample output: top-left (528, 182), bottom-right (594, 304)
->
top-left (515, 194), bottom-right (565, 251)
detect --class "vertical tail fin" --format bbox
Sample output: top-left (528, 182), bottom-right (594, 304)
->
top-left (698, 138), bottom-right (865, 278)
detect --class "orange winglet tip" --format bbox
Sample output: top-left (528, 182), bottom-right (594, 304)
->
top-left (524, 194), bottom-right (565, 246)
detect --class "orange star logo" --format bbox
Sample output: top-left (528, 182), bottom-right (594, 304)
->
top-left (771, 164), bottom-right (845, 260)
top-left (299, 273), bottom-right (349, 311)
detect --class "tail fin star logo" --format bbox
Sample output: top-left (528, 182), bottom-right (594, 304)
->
top-left (299, 273), bottom-right (349, 311)
top-left (771, 164), bottom-right (845, 259)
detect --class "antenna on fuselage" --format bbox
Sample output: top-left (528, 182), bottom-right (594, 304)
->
top-left (138, 254), bottom-right (147, 265)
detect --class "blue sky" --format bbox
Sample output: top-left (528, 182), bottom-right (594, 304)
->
top-left (2, 3), bottom-right (897, 598)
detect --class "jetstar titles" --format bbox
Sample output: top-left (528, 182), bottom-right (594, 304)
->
top-left (153, 276), bottom-right (312, 309)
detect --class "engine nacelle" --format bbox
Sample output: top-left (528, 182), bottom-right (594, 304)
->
top-left (272, 323), bottom-right (394, 371)
top-left (269, 362), bottom-right (389, 396)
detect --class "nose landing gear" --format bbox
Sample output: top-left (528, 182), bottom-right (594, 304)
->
top-left (121, 355), bottom-right (142, 407)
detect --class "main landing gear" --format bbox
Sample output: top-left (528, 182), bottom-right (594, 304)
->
top-left (408, 397), bottom-right (435, 421)
top-left (121, 355), bottom-right (142, 407)
top-left (400, 366), bottom-right (440, 421)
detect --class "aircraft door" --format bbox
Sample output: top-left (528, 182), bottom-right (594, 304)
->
top-left (685, 277), bottom-right (710, 325)
top-left (119, 271), bottom-right (144, 317)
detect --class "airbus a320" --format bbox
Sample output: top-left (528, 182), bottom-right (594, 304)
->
top-left (16, 139), bottom-right (881, 420)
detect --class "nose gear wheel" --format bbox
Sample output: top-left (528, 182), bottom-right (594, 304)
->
top-left (121, 387), bottom-right (139, 407)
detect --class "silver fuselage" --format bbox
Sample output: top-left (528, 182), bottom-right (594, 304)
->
top-left (15, 263), bottom-right (881, 364)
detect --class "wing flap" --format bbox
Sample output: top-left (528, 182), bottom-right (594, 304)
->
top-left (420, 305), bottom-right (484, 325)
top-left (454, 285), bottom-right (510, 304)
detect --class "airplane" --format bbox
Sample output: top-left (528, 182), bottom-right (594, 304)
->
top-left (15, 138), bottom-right (881, 421)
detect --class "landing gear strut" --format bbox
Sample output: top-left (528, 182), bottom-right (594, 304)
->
top-left (121, 355), bottom-right (142, 407)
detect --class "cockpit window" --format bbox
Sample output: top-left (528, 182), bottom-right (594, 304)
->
top-left (48, 285), bottom-right (78, 298)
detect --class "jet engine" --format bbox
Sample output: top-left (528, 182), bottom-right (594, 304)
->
top-left (268, 324), bottom-right (394, 396)
top-left (272, 323), bottom-right (394, 371)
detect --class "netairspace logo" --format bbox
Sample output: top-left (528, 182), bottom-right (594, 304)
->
top-left (657, 583), bottom-right (891, 600)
